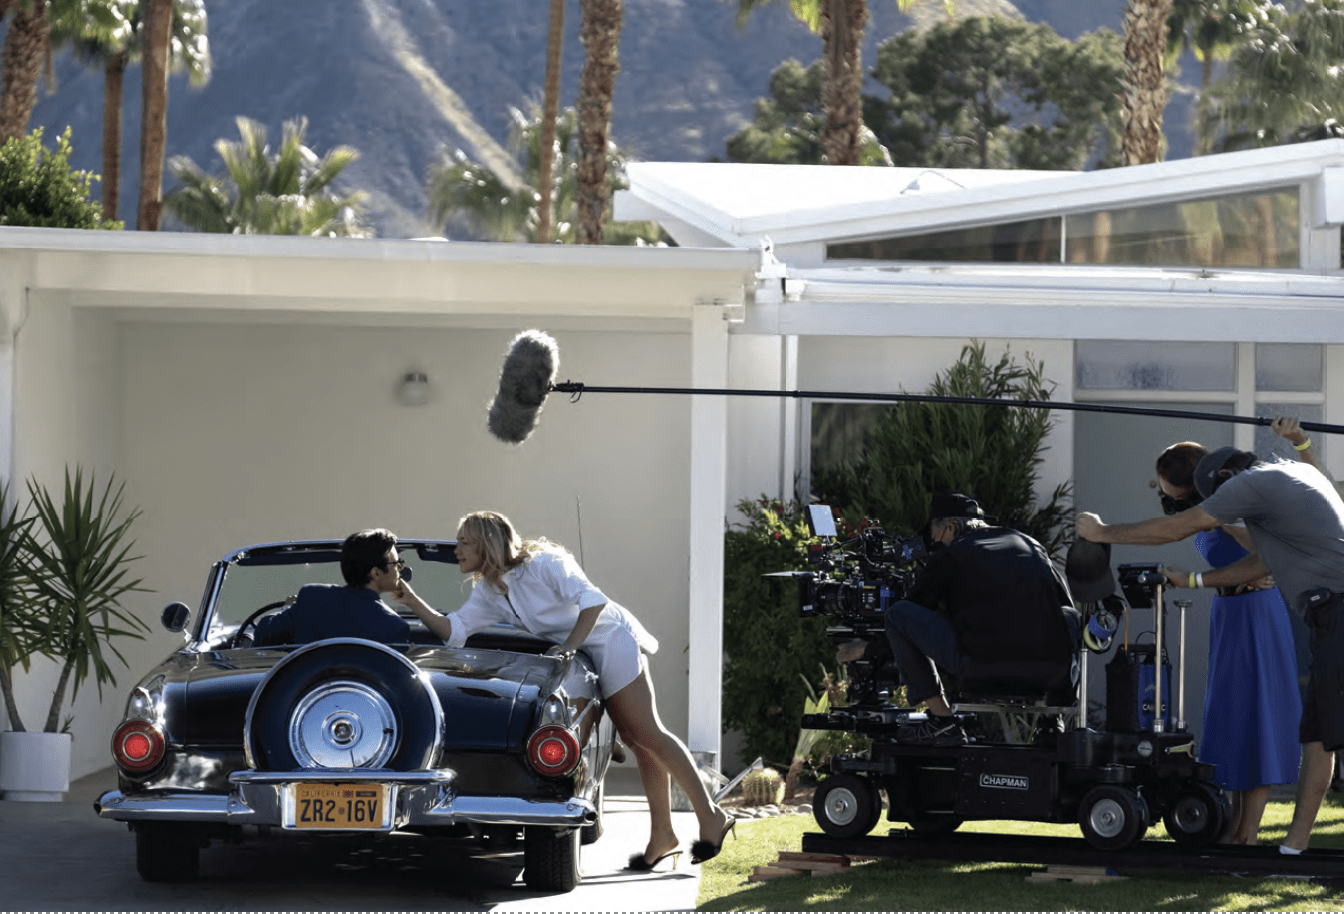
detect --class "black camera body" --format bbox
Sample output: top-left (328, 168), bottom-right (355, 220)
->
top-left (791, 506), bottom-right (928, 704)
top-left (797, 530), bottom-right (927, 631)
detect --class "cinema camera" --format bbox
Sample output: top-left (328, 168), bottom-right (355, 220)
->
top-left (779, 504), bottom-right (927, 705)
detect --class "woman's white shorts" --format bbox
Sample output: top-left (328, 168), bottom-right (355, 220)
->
top-left (581, 625), bottom-right (647, 695)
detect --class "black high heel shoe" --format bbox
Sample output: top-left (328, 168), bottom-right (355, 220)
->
top-left (690, 817), bottom-right (736, 865)
top-left (625, 849), bottom-right (682, 872)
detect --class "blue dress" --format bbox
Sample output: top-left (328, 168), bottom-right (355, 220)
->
top-left (1197, 527), bottom-right (1301, 791)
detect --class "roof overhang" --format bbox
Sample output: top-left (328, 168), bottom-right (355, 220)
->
top-left (618, 140), bottom-right (1344, 248)
top-left (744, 260), bottom-right (1344, 343)
top-left (0, 227), bottom-right (757, 330)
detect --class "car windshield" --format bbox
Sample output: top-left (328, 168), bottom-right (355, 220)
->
top-left (201, 543), bottom-right (473, 644)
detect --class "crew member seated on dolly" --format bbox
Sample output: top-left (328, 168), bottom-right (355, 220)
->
top-left (838, 492), bottom-right (1079, 746)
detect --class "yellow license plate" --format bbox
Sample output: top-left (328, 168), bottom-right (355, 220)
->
top-left (287, 782), bottom-right (391, 830)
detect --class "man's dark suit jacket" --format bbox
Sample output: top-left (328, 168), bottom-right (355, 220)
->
top-left (253, 583), bottom-right (410, 646)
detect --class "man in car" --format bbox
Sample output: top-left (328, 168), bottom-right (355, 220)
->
top-left (840, 492), bottom-right (1078, 746)
top-left (254, 527), bottom-right (413, 645)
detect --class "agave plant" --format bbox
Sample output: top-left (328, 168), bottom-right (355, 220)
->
top-left (15, 468), bottom-right (149, 733)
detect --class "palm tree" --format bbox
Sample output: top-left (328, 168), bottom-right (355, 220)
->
top-left (734, 0), bottom-right (952, 167)
top-left (575, 0), bottom-right (622, 245)
top-left (136, 0), bottom-right (171, 229)
top-left (1164, 0), bottom-right (1260, 155)
top-left (1, 0), bottom-right (118, 144)
top-left (1, 0), bottom-right (53, 144)
top-left (1209, 0), bottom-right (1344, 151)
top-left (50, 0), bottom-right (210, 223)
top-left (163, 116), bottom-right (372, 237)
top-left (426, 105), bottom-right (658, 245)
top-left (537, 0), bottom-right (565, 244)
top-left (1120, 0), bottom-right (1175, 165)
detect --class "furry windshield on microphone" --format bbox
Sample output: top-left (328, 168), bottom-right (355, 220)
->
top-left (488, 330), bottom-right (559, 444)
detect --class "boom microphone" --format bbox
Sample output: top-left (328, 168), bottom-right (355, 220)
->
top-left (488, 330), bottom-right (559, 444)
top-left (488, 327), bottom-right (1344, 442)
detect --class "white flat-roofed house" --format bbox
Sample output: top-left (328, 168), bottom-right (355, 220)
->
top-left (3, 139), bottom-right (1344, 780)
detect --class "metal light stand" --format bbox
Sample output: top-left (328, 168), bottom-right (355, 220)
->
top-left (1152, 579), bottom-right (1165, 734)
top-left (1174, 598), bottom-right (1191, 732)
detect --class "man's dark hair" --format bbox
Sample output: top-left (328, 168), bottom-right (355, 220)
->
top-left (341, 528), bottom-right (397, 586)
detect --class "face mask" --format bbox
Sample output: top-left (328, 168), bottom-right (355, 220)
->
top-left (1158, 489), bottom-right (1203, 516)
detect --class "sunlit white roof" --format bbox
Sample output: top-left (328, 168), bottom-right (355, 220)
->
top-left (616, 140), bottom-right (1344, 250)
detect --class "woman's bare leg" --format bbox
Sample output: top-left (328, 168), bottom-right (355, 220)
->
top-left (1221, 790), bottom-right (1245, 843)
top-left (1231, 785), bottom-right (1272, 845)
top-left (607, 666), bottom-right (731, 848)
top-left (626, 740), bottom-right (678, 863)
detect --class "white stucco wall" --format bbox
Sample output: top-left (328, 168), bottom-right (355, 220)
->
top-left (0, 231), bottom-right (754, 781)
top-left (13, 312), bottom-right (703, 778)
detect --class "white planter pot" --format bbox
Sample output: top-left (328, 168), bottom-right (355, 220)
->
top-left (0, 730), bottom-right (72, 801)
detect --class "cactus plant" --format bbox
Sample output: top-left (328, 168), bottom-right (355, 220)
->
top-left (741, 767), bottom-right (784, 806)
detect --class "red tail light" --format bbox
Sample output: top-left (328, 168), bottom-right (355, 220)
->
top-left (526, 725), bottom-right (580, 777)
top-left (112, 720), bottom-right (165, 774)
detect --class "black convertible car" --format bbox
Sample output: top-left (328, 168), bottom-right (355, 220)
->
top-left (94, 539), bottom-right (614, 892)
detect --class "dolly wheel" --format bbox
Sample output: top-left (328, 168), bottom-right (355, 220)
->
top-left (1163, 782), bottom-right (1229, 849)
top-left (813, 773), bottom-right (881, 839)
top-left (1079, 785), bottom-right (1148, 851)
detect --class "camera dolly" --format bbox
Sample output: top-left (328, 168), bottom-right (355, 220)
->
top-left (787, 510), bottom-right (1228, 853)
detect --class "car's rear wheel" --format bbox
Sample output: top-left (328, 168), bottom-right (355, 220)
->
top-left (523, 825), bottom-right (581, 892)
top-left (245, 639), bottom-right (443, 771)
top-left (135, 822), bottom-right (200, 882)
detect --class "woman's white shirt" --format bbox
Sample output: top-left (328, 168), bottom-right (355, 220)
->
top-left (444, 549), bottom-right (658, 653)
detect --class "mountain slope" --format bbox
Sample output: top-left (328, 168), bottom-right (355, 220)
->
top-left (16, 0), bottom-right (1176, 239)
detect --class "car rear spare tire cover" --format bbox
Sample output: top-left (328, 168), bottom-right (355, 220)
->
top-left (245, 638), bottom-right (443, 771)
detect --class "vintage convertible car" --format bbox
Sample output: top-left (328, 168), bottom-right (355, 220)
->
top-left (94, 539), bottom-right (614, 892)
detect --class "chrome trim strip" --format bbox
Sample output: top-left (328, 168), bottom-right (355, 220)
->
top-left (410, 795), bottom-right (597, 827)
top-left (95, 789), bottom-right (232, 821)
top-left (229, 768), bottom-right (454, 786)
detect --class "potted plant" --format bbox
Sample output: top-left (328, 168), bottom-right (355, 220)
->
top-left (0, 468), bottom-right (148, 801)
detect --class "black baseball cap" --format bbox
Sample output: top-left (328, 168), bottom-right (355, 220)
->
top-left (1193, 446), bottom-right (1244, 499)
top-left (928, 492), bottom-right (985, 524)
top-left (1066, 538), bottom-right (1115, 603)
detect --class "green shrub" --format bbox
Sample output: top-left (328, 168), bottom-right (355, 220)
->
top-left (812, 341), bottom-right (1072, 559)
top-left (721, 344), bottom-right (1071, 770)
top-left (722, 497), bottom-right (835, 767)
top-left (0, 127), bottom-right (121, 230)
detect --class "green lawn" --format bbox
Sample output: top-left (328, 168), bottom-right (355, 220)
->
top-left (697, 795), bottom-right (1344, 911)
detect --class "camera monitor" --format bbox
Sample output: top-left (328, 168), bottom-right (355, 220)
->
top-left (807, 505), bottom-right (837, 539)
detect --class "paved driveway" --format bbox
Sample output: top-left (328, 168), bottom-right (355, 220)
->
top-left (0, 764), bottom-right (701, 912)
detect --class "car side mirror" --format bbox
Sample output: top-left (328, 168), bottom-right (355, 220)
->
top-left (161, 602), bottom-right (190, 633)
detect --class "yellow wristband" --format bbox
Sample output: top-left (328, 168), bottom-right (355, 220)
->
top-left (1295, 438), bottom-right (1312, 451)
top-left (1188, 572), bottom-right (1196, 588)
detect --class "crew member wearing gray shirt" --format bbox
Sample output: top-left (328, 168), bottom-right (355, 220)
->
top-left (1077, 446), bottom-right (1344, 855)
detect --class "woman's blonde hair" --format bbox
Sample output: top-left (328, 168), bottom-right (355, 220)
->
top-left (456, 510), bottom-right (553, 595)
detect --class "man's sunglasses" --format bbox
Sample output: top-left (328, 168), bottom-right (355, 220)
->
top-left (381, 558), bottom-right (406, 570)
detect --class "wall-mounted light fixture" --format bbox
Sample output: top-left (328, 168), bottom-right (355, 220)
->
top-left (396, 371), bottom-right (430, 407)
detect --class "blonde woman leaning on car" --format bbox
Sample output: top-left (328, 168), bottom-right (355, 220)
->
top-left (393, 510), bottom-right (734, 871)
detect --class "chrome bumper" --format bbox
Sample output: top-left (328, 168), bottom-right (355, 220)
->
top-left (94, 768), bottom-right (597, 830)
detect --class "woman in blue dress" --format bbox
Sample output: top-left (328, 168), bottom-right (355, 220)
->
top-left (1156, 441), bottom-right (1301, 845)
